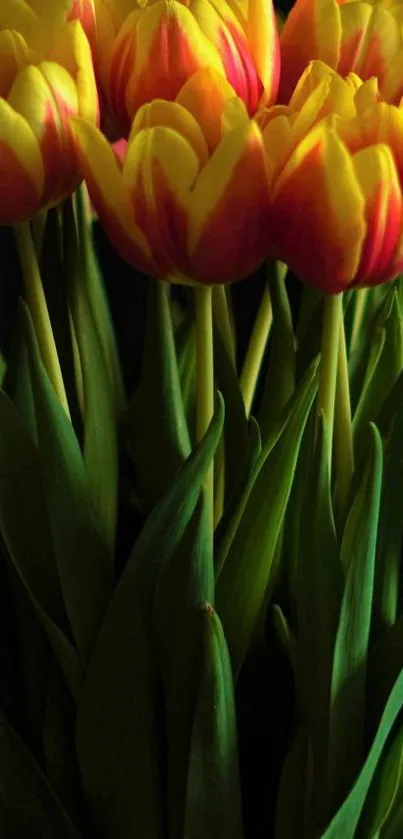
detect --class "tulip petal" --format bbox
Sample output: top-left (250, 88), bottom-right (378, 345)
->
top-left (245, 0), bottom-right (280, 104)
top-left (8, 62), bottom-right (78, 202)
top-left (187, 120), bottom-right (268, 283)
top-left (357, 102), bottom-right (403, 182)
top-left (48, 20), bottom-right (99, 124)
top-left (278, 0), bottom-right (341, 103)
top-left (175, 66), bottom-right (243, 150)
top-left (0, 98), bottom-right (43, 224)
top-left (128, 98), bottom-right (209, 167)
top-left (71, 117), bottom-right (155, 274)
top-left (123, 125), bottom-right (200, 276)
top-left (352, 144), bottom-right (403, 286)
top-left (271, 125), bottom-right (366, 293)
top-left (338, 3), bottom-right (401, 82)
top-left (0, 1), bottom-right (37, 39)
top-left (0, 29), bottom-right (29, 97)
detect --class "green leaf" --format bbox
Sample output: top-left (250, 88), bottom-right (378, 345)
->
top-left (176, 315), bottom-right (196, 431)
top-left (357, 721), bottom-right (403, 838)
top-left (0, 350), bottom-right (6, 387)
top-left (297, 414), bottom-right (344, 827)
top-left (0, 706), bottom-right (81, 839)
top-left (352, 288), bottom-right (403, 461)
top-left (216, 358), bottom-right (318, 677)
top-left (123, 279), bottom-right (191, 511)
top-left (76, 395), bottom-right (224, 839)
top-left (183, 604), bottom-right (243, 839)
top-left (0, 391), bottom-right (82, 699)
top-left (152, 498), bottom-right (212, 839)
top-left (22, 302), bottom-right (113, 663)
top-left (64, 197), bottom-right (118, 555)
top-left (327, 424), bottom-right (383, 813)
top-left (75, 186), bottom-right (126, 417)
top-left (368, 616), bottom-right (403, 738)
top-left (320, 669), bottom-right (403, 839)
top-left (258, 262), bottom-right (295, 441)
top-left (42, 668), bottom-right (83, 822)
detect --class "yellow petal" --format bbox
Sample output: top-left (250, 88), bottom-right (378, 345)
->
top-left (0, 97), bottom-right (43, 222)
top-left (70, 116), bottom-right (155, 273)
top-left (47, 20), bottom-right (98, 124)
top-left (128, 98), bottom-right (209, 167)
top-left (176, 66), bottom-right (243, 150)
top-left (0, 29), bottom-right (29, 97)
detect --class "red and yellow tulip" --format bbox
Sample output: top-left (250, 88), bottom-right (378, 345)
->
top-left (279, 0), bottom-right (403, 106)
top-left (71, 68), bottom-right (269, 284)
top-left (260, 61), bottom-right (403, 292)
top-left (94, 0), bottom-right (280, 137)
top-left (0, 0), bottom-right (98, 224)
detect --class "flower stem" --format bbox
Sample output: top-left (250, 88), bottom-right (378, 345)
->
top-left (316, 293), bottom-right (343, 474)
top-left (240, 283), bottom-right (273, 417)
top-left (334, 313), bottom-right (354, 511)
top-left (195, 285), bottom-right (215, 544)
top-left (349, 286), bottom-right (369, 354)
top-left (14, 221), bottom-right (70, 418)
top-left (213, 285), bottom-right (236, 369)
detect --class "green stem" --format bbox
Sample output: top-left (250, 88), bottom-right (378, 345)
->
top-left (213, 285), bottom-right (236, 369)
top-left (240, 283), bottom-right (273, 417)
top-left (316, 293), bottom-right (343, 474)
top-left (334, 313), bottom-right (354, 511)
top-left (14, 221), bottom-right (70, 418)
top-left (349, 286), bottom-right (369, 354)
top-left (195, 285), bottom-right (215, 544)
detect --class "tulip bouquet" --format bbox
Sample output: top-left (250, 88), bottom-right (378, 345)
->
top-left (3, 0), bottom-right (403, 837)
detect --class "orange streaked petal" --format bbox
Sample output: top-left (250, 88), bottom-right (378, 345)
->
top-left (358, 102), bottom-right (403, 182)
top-left (187, 120), bottom-right (268, 283)
top-left (175, 66), bottom-right (243, 150)
top-left (338, 3), bottom-right (401, 80)
top-left (270, 125), bottom-right (366, 293)
top-left (0, 98), bottom-right (43, 223)
top-left (289, 60), bottom-right (356, 122)
top-left (382, 46), bottom-right (403, 104)
top-left (352, 143), bottom-right (403, 286)
top-left (123, 125), bottom-right (200, 277)
top-left (246, 0), bottom-right (280, 104)
top-left (70, 117), bottom-right (155, 274)
top-left (128, 98), bottom-right (209, 168)
top-left (262, 113), bottom-right (293, 185)
top-left (8, 61), bottom-right (78, 202)
top-left (48, 20), bottom-right (99, 124)
top-left (278, 0), bottom-right (341, 103)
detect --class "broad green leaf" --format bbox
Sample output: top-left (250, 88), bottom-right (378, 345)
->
top-left (215, 416), bottom-right (261, 576)
top-left (213, 328), bottom-right (248, 511)
top-left (295, 285), bottom-right (322, 384)
top-left (0, 706), bottom-right (81, 839)
top-left (216, 359), bottom-right (318, 676)
top-left (275, 724), bottom-right (309, 839)
top-left (0, 350), bottom-right (6, 387)
top-left (353, 288), bottom-right (403, 462)
top-left (0, 392), bottom-right (82, 699)
top-left (368, 616), bottom-right (403, 738)
top-left (371, 371), bottom-right (403, 639)
top-left (258, 262), bottom-right (295, 441)
top-left (42, 668), bottom-right (83, 822)
top-left (23, 302), bottom-right (113, 663)
top-left (184, 604), bottom-right (243, 839)
top-left (76, 396), bottom-right (224, 839)
top-left (320, 669), bottom-right (403, 839)
top-left (152, 498), bottom-right (212, 839)
top-left (297, 415), bottom-right (343, 825)
top-left (64, 198), bottom-right (118, 555)
top-left (357, 721), bottom-right (403, 838)
top-left (382, 795), bottom-right (403, 839)
top-left (176, 315), bottom-right (196, 431)
top-left (123, 279), bottom-right (191, 511)
top-left (328, 424), bottom-right (383, 813)
top-left (75, 186), bottom-right (126, 417)
top-left (2, 309), bottom-right (37, 444)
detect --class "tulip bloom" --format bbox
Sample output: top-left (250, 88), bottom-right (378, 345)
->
top-left (0, 0), bottom-right (98, 224)
top-left (260, 61), bottom-right (403, 292)
top-left (279, 0), bottom-right (403, 105)
top-left (95, 0), bottom-right (280, 137)
top-left (71, 68), bottom-right (269, 284)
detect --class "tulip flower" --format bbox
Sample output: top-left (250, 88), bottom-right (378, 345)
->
top-left (279, 0), bottom-right (403, 106)
top-left (94, 0), bottom-right (280, 137)
top-left (0, 0), bottom-right (98, 224)
top-left (260, 61), bottom-right (403, 293)
top-left (71, 68), bottom-right (269, 285)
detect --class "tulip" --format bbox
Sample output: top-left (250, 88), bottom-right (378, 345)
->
top-left (260, 61), bottom-right (403, 293)
top-left (279, 0), bottom-right (403, 106)
top-left (94, 0), bottom-right (280, 137)
top-left (0, 0), bottom-right (98, 224)
top-left (71, 68), bottom-right (269, 285)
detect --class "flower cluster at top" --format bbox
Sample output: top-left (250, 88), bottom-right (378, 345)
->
top-left (3, 0), bottom-right (403, 293)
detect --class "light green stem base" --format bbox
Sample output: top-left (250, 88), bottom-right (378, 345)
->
top-left (195, 286), bottom-right (215, 542)
top-left (240, 284), bottom-right (273, 417)
top-left (14, 221), bottom-right (70, 418)
top-left (316, 293), bottom-right (343, 475)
